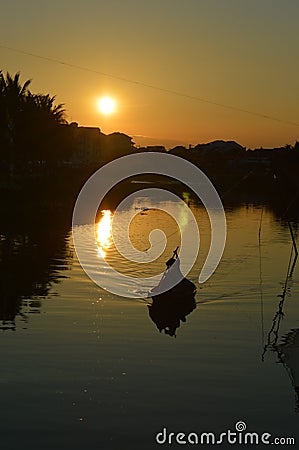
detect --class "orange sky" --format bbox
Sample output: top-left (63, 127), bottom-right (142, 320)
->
top-left (0, 0), bottom-right (298, 149)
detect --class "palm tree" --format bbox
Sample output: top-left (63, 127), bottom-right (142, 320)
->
top-left (22, 93), bottom-right (67, 164)
top-left (2, 71), bottom-right (31, 127)
top-left (28, 93), bottom-right (66, 124)
top-left (0, 71), bottom-right (31, 182)
top-left (0, 70), bottom-right (70, 175)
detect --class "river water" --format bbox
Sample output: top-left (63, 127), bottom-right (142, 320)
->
top-left (0, 200), bottom-right (299, 449)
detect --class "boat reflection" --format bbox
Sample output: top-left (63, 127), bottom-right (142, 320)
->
top-left (96, 210), bottom-right (113, 258)
top-left (148, 248), bottom-right (196, 337)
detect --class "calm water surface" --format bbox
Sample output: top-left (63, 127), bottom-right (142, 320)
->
top-left (1, 202), bottom-right (299, 449)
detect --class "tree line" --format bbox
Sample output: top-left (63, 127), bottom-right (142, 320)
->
top-left (1, 70), bottom-right (298, 186)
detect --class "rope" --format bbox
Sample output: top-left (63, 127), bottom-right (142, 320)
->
top-left (1, 44), bottom-right (299, 127)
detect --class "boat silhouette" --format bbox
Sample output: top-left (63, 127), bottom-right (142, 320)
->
top-left (147, 248), bottom-right (196, 337)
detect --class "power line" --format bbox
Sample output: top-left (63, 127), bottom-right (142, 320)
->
top-left (1, 43), bottom-right (299, 128)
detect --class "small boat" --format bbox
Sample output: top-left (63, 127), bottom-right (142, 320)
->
top-left (148, 248), bottom-right (196, 337)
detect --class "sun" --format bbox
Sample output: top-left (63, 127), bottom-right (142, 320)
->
top-left (98, 97), bottom-right (116, 115)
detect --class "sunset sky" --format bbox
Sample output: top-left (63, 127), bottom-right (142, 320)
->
top-left (1, 0), bottom-right (298, 149)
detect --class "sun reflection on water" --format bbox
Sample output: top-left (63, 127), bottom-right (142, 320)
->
top-left (96, 210), bottom-right (113, 258)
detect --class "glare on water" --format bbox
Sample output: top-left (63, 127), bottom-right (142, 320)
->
top-left (96, 210), bottom-right (113, 258)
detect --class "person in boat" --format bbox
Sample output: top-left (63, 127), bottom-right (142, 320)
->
top-left (165, 246), bottom-right (179, 269)
top-left (150, 247), bottom-right (195, 297)
top-left (150, 247), bottom-right (184, 296)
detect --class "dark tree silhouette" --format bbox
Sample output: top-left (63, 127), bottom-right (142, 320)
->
top-left (0, 71), bottom-right (31, 180)
top-left (0, 70), bottom-right (67, 178)
top-left (20, 92), bottom-right (66, 164)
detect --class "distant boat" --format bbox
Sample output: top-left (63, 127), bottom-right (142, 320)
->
top-left (148, 248), bottom-right (196, 337)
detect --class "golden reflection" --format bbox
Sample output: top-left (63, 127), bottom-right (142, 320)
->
top-left (96, 210), bottom-right (113, 258)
